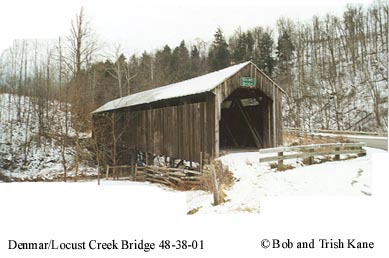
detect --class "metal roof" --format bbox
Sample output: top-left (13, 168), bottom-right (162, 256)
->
top-left (93, 61), bottom-right (282, 113)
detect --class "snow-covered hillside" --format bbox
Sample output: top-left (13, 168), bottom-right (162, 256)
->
top-left (0, 93), bottom-right (97, 181)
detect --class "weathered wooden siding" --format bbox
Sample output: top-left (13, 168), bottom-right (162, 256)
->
top-left (94, 96), bottom-right (216, 163)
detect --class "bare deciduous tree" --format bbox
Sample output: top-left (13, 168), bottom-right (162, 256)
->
top-left (65, 7), bottom-right (98, 181)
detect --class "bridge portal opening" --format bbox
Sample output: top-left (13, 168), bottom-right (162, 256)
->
top-left (219, 88), bottom-right (273, 150)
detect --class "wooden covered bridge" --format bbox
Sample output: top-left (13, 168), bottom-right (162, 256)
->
top-left (92, 61), bottom-right (284, 168)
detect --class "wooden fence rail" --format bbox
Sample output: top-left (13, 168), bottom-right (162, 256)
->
top-left (259, 142), bottom-right (367, 169)
top-left (105, 165), bottom-right (134, 180)
top-left (104, 164), bottom-right (207, 189)
top-left (135, 165), bottom-right (204, 187)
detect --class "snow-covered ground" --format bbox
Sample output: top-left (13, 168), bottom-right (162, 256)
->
top-left (186, 147), bottom-right (385, 214)
top-left (0, 143), bottom-right (384, 215)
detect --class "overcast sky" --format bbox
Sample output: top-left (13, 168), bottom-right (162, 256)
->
top-left (0, 0), bottom-right (374, 56)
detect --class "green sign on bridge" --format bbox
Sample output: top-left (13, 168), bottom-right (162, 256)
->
top-left (240, 77), bottom-right (256, 87)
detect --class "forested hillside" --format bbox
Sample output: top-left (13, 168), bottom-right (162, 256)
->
top-left (276, 4), bottom-right (388, 131)
top-left (0, 2), bottom-right (387, 136)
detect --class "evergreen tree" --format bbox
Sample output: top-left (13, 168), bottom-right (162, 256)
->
top-left (190, 45), bottom-right (201, 76)
top-left (232, 32), bottom-right (247, 62)
top-left (171, 40), bottom-right (190, 81)
top-left (246, 31), bottom-right (254, 48)
top-left (233, 31), bottom-right (255, 63)
top-left (137, 51), bottom-right (154, 91)
top-left (154, 45), bottom-right (172, 85)
top-left (257, 32), bottom-right (275, 76)
top-left (208, 28), bottom-right (231, 71)
top-left (276, 31), bottom-right (295, 71)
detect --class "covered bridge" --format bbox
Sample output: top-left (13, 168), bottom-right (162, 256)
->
top-left (92, 61), bottom-right (285, 166)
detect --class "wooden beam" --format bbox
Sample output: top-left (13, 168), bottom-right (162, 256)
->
top-left (220, 119), bottom-right (239, 147)
top-left (131, 149), bottom-right (137, 177)
top-left (234, 99), bottom-right (263, 148)
top-left (268, 101), bottom-right (271, 148)
top-left (272, 85), bottom-right (277, 146)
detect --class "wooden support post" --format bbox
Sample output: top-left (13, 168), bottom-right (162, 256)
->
top-left (335, 147), bottom-right (340, 160)
top-left (130, 150), bottom-right (133, 174)
top-left (200, 152), bottom-right (203, 173)
top-left (308, 149), bottom-right (314, 165)
top-left (268, 102), bottom-right (271, 147)
top-left (105, 165), bottom-right (109, 180)
top-left (134, 163), bottom-right (137, 181)
top-left (211, 164), bottom-right (219, 205)
top-left (147, 152), bottom-right (154, 165)
top-left (131, 150), bottom-right (136, 178)
top-left (235, 99), bottom-right (262, 148)
top-left (272, 86), bottom-right (277, 146)
top-left (277, 152), bottom-right (284, 170)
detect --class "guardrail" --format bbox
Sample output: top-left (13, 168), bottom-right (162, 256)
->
top-left (284, 127), bottom-right (387, 137)
top-left (259, 142), bottom-right (366, 169)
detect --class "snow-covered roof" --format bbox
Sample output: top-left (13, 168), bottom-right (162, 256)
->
top-left (93, 61), bottom-right (281, 113)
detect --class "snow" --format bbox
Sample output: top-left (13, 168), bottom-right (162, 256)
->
top-left (1, 93), bottom-right (384, 214)
top-left (93, 61), bottom-right (251, 113)
top-left (1, 157), bottom-right (388, 258)
top-left (186, 147), bottom-right (385, 214)
top-left (0, 93), bottom-right (97, 181)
